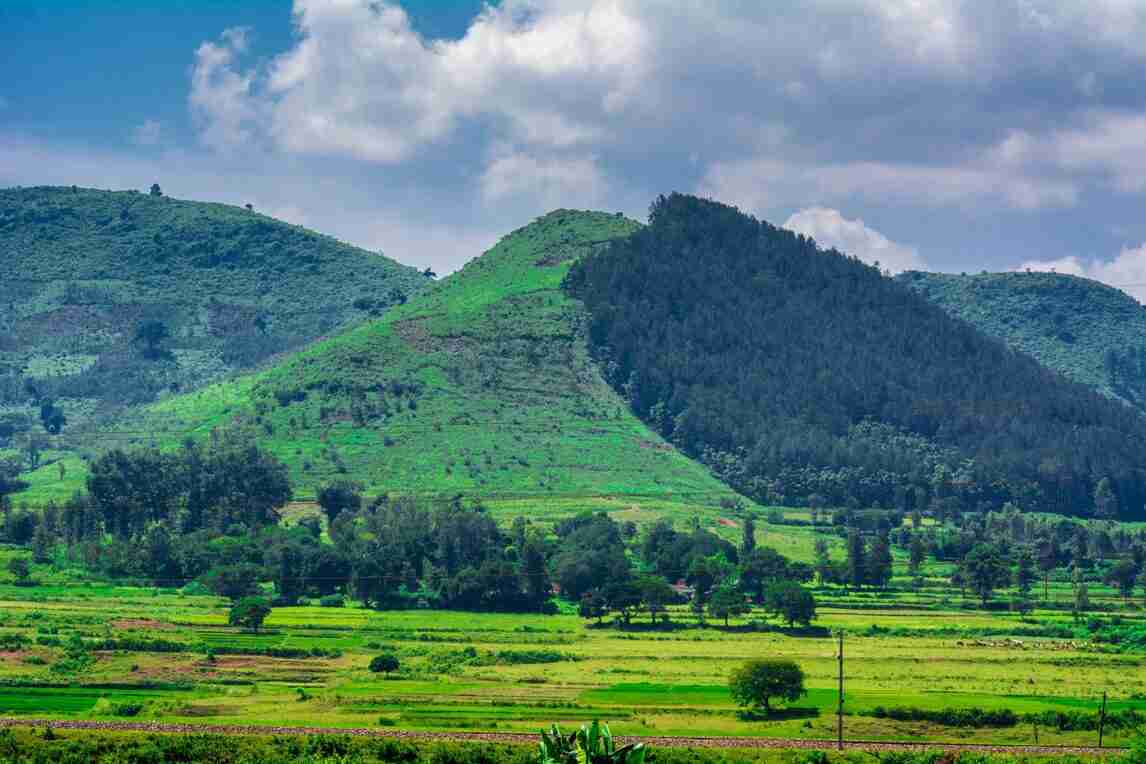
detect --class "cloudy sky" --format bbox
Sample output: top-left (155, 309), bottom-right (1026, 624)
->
top-left (6, 1), bottom-right (1146, 294)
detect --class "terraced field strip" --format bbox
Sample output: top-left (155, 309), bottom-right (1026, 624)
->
top-left (0, 718), bottom-right (1123, 755)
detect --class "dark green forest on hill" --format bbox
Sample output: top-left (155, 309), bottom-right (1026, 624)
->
top-left (566, 193), bottom-right (1146, 519)
top-left (899, 270), bottom-right (1146, 409)
top-left (0, 185), bottom-right (426, 458)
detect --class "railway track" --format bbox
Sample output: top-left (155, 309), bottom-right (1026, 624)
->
top-left (0, 718), bottom-right (1125, 755)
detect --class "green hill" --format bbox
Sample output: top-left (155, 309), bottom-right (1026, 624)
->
top-left (898, 270), bottom-right (1146, 406)
top-left (25, 209), bottom-right (744, 519)
top-left (566, 194), bottom-right (1146, 519)
top-left (0, 185), bottom-right (426, 462)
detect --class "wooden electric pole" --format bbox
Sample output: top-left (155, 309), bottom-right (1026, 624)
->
top-left (1098, 690), bottom-right (1107, 748)
top-left (837, 629), bottom-right (844, 751)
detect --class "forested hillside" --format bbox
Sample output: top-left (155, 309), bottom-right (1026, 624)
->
top-left (566, 194), bottom-right (1146, 519)
top-left (20, 209), bottom-right (741, 515)
top-left (899, 270), bottom-right (1146, 408)
top-left (0, 186), bottom-right (426, 454)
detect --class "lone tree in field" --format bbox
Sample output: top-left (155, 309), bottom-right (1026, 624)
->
top-left (729, 659), bottom-right (806, 715)
top-left (229, 596), bottom-right (272, 633)
top-left (962, 544), bottom-right (1010, 607)
top-left (369, 653), bottom-right (400, 675)
top-left (1106, 558), bottom-right (1138, 602)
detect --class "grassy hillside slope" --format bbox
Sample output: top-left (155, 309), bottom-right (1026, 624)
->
top-left (0, 186), bottom-right (426, 445)
top-left (898, 270), bottom-right (1146, 406)
top-left (30, 210), bottom-right (744, 517)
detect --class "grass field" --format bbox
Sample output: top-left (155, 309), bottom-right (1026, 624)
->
top-left (1, 533), bottom-right (1143, 750)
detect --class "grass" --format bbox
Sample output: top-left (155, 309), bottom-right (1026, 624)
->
top-left (26, 209), bottom-right (751, 525)
top-left (0, 185), bottom-right (425, 483)
top-left (0, 543), bottom-right (1143, 748)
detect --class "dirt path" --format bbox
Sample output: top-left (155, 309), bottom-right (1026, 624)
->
top-left (0, 718), bottom-right (1124, 755)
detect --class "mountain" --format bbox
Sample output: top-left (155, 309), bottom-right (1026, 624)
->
top-left (22, 209), bottom-right (742, 516)
top-left (898, 270), bottom-right (1146, 407)
top-left (0, 185), bottom-right (426, 452)
top-left (566, 194), bottom-right (1146, 519)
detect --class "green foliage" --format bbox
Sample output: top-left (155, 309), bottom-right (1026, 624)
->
top-left (899, 270), bottom-right (1146, 410)
top-left (728, 658), bottom-right (806, 714)
top-left (65, 208), bottom-right (739, 514)
top-left (228, 596), bottom-right (272, 633)
top-left (763, 581), bottom-right (817, 627)
top-left (0, 186), bottom-right (425, 470)
top-left (568, 193), bottom-right (1146, 518)
top-left (538, 721), bottom-right (646, 764)
top-left (369, 653), bottom-right (401, 674)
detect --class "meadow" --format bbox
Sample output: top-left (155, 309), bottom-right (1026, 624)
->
top-left (1, 513), bottom-right (1143, 752)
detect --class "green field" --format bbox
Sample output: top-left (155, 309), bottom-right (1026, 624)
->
top-left (0, 532), bottom-right (1142, 750)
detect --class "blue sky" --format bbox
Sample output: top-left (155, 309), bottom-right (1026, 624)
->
top-left (6, 1), bottom-right (1146, 295)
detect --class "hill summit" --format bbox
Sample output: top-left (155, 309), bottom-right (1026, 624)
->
top-left (566, 194), bottom-right (1146, 519)
top-left (31, 208), bottom-right (742, 519)
top-left (0, 185), bottom-right (425, 452)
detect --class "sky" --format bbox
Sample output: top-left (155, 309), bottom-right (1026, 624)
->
top-left (6, 1), bottom-right (1146, 296)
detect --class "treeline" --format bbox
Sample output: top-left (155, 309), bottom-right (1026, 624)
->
top-left (0, 446), bottom-right (814, 624)
top-left (566, 193), bottom-right (1146, 519)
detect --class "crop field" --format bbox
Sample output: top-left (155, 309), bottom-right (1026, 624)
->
top-left (1, 518), bottom-right (1143, 752)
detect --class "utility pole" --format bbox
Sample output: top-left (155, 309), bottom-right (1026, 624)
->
top-left (1098, 690), bottom-right (1107, 748)
top-left (837, 629), bottom-right (844, 751)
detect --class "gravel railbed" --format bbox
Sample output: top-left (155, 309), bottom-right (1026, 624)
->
top-left (0, 718), bottom-right (1124, 755)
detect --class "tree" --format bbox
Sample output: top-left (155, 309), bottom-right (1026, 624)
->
top-left (368, 653), bottom-right (400, 675)
top-left (962, 544), bottom-right (1010, 607)
top-left (39, 401), bottom-right (66, 434)
top-left (813, 537), bottom-right (832, 585)
top-left (908, 534), bottom-right (926, 578)
top-left (765, 581), bottom-right (817, 627)
top-left (728, 659), bottom-right (806, 715)
top-left (845, 530), bottom-right (866, 589)
top-left (707, 584), bottom-right (748, 626)
top-left (1073, 582), bottom-right (1090, 623)
top-left (603, 579), bottom-right (642, 626)
top-left (741, 515), bottom-right (756, 555)
top-left (1013, 546), bottom-right (1036, 614)
top-left (866, 534), bottom-right (893, 589)
top-left (317, 481), bottom-right (361, 526)
top-left (637, 574), bottom-right (675, 624)
top-left (228, 596), bottom-right (272, 633)
top-left (204, 564), bottom-right (262, 601)
top-left (686, 555), bottom-right (728, 604)
top-left (149, 183), bottom-right (163, 197)
top-left (1094, 478), bottom-right (1119, 520)
top-left (579, 590), bottom-right (607, 624)
top-left (7, 557), bottom-right (31, 585)
top-left (1035, 536), bottom-right (1059, 600)
top-left (133, 320), bottom-right (170, 360)
top-left (1106, 558), bottom-right (1138, 602)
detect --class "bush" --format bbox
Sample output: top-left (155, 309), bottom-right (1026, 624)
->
top-left (319, 594), bottom-right (346, 608)
top-left (369, 653), bottom-right (400, 674)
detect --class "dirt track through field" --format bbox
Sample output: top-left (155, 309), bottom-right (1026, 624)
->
top-left (0, 718), bottom-right (1124, 755)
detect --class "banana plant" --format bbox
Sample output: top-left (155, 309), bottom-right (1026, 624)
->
top-left (538, 721), bottom-right (646, 764)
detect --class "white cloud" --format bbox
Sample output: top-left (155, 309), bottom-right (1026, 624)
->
top-left (783, 207), bottom-right (925, 273)
top-left (1019, 244), bottom-right (1146, 302)
top-left (480, 151), bottom-right (605, 207)
top-left (189, 27), bottom-right (263, 154)
top-left (700, 157), bottom-right (1078, 215)
top-left (132, 119), bottom-right (163, 146)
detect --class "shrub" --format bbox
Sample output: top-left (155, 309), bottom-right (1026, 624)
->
top-left (319, 594), bottom-right (346, 608)
top-left (369, 653), bottom-right (400, 674)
